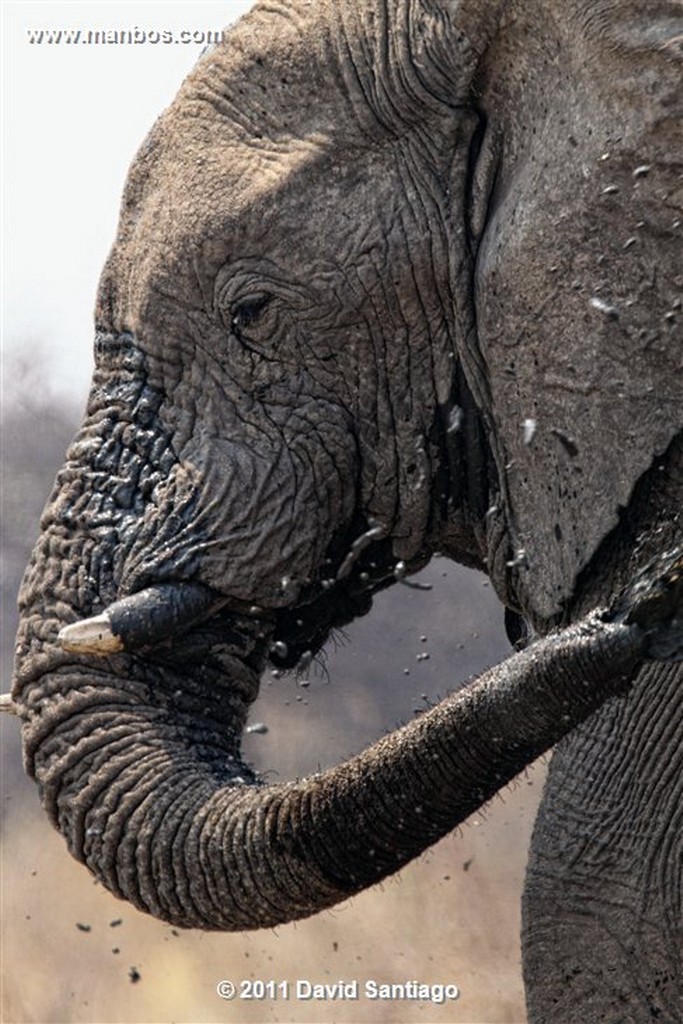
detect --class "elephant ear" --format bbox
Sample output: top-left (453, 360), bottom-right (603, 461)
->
top-left (468, 23), bottom-right (682, 624)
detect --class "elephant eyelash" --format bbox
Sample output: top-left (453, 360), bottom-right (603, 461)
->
top-left (231, 293), bottom-right (272, 335)
top-left (229, 293), bottom-right (285, 357)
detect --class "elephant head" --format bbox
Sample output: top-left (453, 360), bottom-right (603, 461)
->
top-left (9, 0), bottom-right (682, 1011)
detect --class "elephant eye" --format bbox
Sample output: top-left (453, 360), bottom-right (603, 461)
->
top-left (231, 293), bottom-right (274, 345)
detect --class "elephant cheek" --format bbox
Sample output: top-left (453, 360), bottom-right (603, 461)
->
top-left (119, 433), bottom-right (359, 609)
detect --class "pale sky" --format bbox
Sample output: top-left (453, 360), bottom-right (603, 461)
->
top-left (2, 1), bottom-right (255, 403)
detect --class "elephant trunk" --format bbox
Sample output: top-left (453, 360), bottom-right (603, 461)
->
top-left (15, 599), bottom-right (644, 931)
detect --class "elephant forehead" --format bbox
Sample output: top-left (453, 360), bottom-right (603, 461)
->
top-left (107, 122), bottom-right (438, 336)
top-left (122, 130), bottom-right (335, 256)
top-left (475, 148), bottom-right (681, 623)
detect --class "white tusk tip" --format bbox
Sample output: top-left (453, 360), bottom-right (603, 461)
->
top-left (58, 615), bottom-right (124, 655)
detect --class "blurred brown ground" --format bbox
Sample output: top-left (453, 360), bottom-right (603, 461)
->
top-left (1, 373), bottom-right (543, 1023)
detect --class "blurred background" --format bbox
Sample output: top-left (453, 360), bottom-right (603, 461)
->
top-left (2, 3), bottom-right (544, 1021)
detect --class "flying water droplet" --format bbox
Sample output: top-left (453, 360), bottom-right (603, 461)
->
top-left (506, 548), bottom-right (529, 569)
top-left (296, 650), bottom-right (313, 674)
top-left (589, 296), bottom-right (619, 320)
top-left (246, 722), bottom-right (269, 735)
top-left (447, 405), bottom-right (463, 433)
top-left (278, 576), bottom-right (301, 600)
top-left (336, 520), bottom-right (387, 580)
top-left (522, 418), bottom-right (537, 445)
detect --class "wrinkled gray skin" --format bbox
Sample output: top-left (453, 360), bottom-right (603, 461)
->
top-left (12, 1), bottom-right (682, 1020)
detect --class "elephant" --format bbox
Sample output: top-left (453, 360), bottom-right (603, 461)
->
top-left (6, 0), bottom-right (682, 1020)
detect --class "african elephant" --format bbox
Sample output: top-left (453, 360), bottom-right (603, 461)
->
top-left (8, 1), bottom-right (682, 1020)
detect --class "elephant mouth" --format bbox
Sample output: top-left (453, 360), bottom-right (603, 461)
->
top-left (269, 535), bottom-right (417, 670)
top-left (58, 528), bottom-right (418, 675)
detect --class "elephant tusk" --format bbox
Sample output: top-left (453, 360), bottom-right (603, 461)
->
top-left (58, 614), bottom-right (124, 655)
top-left (0, 693), bottom-right (18, 715)
top-left (58, 583), bottom-right (231, 657)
